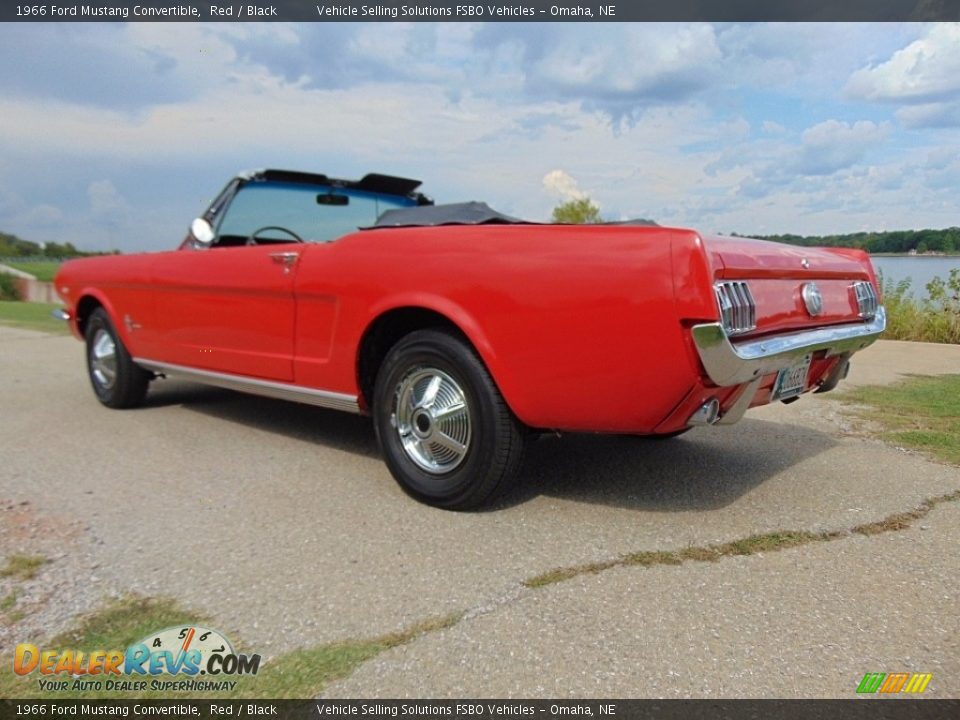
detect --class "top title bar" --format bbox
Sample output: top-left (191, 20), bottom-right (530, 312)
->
top-left (4, 0), bottom-right (960, 22)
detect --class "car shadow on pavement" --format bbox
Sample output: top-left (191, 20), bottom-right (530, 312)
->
top-left (504, 419), bottom-right (839, 511)
top-left (144, 380), bottom-right (380, 459)
top-left (144, 381), bottom-right (838, 513)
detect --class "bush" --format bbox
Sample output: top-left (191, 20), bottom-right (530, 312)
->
top-left (0, 273), bottom-right (20, 301)
top-left (881, 268), bottom-right (960, 344)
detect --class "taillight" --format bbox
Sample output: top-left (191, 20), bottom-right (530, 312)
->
top-left (851, 281), bottom-right (879, 319)
top-left (714, 281), bottom-right (757, 336)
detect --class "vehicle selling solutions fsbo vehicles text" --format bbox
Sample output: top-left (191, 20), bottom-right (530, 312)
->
top-left (315, 3), bottom-right (539, 17)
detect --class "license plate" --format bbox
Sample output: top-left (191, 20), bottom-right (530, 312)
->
top-left (774, 354), bottom-right (812, 401)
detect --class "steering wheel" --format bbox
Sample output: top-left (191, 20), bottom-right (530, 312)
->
top-left (246, 226), bottom-right (303, 246)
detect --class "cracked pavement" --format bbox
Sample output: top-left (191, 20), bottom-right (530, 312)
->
top-left (1, 330), bottom-right (958, 697)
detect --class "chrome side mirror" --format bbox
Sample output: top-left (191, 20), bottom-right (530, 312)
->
top-left (190, 218), bottom-right (215, 246)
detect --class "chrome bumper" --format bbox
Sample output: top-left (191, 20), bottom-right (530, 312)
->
top-left (51, 308), bottom-right (71, 322)
top-left (691, 306), bottom-right (886, 387)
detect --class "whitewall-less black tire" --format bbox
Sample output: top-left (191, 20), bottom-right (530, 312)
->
top-left (85, 308), bottom-right (150, 409)
top-left (373, 329), bottom-right (525, 510)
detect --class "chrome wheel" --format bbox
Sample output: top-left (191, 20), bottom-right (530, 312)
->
top-left (90, 328), bottom-right (117, 390)
top-left (374, 329), bottom-right (525, 509)
top-left (392, 367), bottom-right (471, 474)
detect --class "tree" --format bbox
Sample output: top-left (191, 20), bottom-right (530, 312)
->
top-left (551, 197), bottom-right (602, 224)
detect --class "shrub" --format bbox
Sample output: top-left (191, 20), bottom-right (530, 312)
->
top-left (880, 269), bottom-right (960, 344)
top-left (0, 273), bottom-right (20, 301)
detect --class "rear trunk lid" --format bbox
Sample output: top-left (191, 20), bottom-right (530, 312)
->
top-left (702, 235), bottom-right (877, 337)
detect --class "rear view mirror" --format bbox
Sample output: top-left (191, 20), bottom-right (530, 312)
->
top-left (190, 218), bottom-right (215, 245)
top-left (317, 193), bottom-right (349, 206)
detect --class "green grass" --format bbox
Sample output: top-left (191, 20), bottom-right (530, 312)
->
top-left (523, 492), bottom-right (960, 589)
top-left (0, 594), bottom-right (462, 699)
top-left (1, 590), bottom-right (18, 612)
top-left (0, 301), bottom-right (68, 334)
top-left (2, 261), bottom-right (61, 282)
top-left (524, 530), bottom-right (840, 588)
top-left (1, 554), bottom-right (47, 581)
top-left (47, 596), bottom-right (192, 651)
top-left (840, 374), bottom-right (960, 465)
top-left (1, 589), bottom-right (26, 626)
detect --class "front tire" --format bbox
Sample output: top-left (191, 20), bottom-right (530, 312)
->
top-left (373, 329), bottom-right (525, 510)
top-left (85, 308), bottom-right (150, 409)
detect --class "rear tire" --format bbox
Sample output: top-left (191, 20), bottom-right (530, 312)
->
top-left (373, 329), bottom-right (524, 510)
top-left (85, 308), bottom-right (150, 409)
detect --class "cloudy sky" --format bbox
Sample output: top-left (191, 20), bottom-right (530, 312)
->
top-left (1, 22), bottom-right (958, 251)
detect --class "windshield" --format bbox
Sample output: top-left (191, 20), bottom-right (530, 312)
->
top-left (215, 181), bottom-right (417, 244)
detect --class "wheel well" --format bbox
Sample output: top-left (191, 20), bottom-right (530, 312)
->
top-left (75, 295), bottom-right (104, 336)
top-left (357, 308), bottom-right (467, 409)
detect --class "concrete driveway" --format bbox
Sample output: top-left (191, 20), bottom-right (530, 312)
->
top-left (1, 329), bottom-right (958, 697)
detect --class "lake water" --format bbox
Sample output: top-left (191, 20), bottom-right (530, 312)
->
top-left (870, 256), bottom-right (960, 300)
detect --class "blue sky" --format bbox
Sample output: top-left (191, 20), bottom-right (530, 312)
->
top-left (0, 22), bottom-right (958, 251)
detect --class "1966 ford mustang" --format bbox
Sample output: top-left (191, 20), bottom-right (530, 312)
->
top-left (54, 169), bottom-right (886, 509)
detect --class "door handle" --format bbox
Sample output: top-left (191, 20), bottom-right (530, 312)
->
top-left (269, 252), bottom-right (300, 273)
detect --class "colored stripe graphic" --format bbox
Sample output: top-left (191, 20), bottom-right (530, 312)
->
top-left (858, 672), bottom-right (932, 694)
top-left (903, 673), bottom-right (933, 694)
top-left (879, 672), bottom-right (910, 693)
top-left (856, 673), bottom-right (885, 693)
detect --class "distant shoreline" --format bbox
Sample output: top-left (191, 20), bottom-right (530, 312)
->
top-left (869, 253), bottom-right (960, 258)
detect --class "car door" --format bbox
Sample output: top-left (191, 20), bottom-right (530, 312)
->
top-left (149, 243), bottom-right (300, 381)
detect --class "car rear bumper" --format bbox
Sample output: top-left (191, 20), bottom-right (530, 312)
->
top-left (691, 306), bottom-right (887, 386)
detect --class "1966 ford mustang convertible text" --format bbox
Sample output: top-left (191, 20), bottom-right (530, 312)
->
top-left (54, 169), bottom-right (886, 509)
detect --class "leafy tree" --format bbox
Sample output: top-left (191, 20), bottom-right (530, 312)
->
top-left (0, 232), bottom-right (42, 257)
top-left (42, 241), bottom-right (80, 258)
top-left (552, 197), bottom-right (602, 224)
top-left (753, 227), bottom-right (960, 254)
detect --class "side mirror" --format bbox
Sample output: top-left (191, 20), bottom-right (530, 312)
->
top-left (190, 218), bottom-right (215, 246)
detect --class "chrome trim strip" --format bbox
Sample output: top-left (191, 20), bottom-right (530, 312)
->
top-left (691, 306), bottom-right (886, 387)
top-left (51, 308), bottom-right (71, 321)
top-left (132, 358), bottom-right (361, 414)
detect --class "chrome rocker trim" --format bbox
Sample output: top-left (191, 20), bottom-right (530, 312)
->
top-left (132, 358), bottom-right (361, 414)
top-left (691, 306), bottom-right (886, 387)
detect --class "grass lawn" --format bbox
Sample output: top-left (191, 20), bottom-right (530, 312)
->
top-left (2, 261), bottom-right (61, 282)
top-left (0, 301), bottom-right (69, 334)
top-left (840, 374), bottom-right (960, 465)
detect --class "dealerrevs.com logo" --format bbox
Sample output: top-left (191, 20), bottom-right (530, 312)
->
top-left (14, 625), bottom-right (261, 693)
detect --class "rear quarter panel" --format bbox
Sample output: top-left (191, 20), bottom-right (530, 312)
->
top-left (295, 225), bottom-right (706, 433)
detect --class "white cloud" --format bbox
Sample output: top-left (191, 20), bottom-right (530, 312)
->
top-left (527, 24), bottom-right (722, 109)
top-left (88, 180), bottom-right (129, 217)
top-left (846, 23), bottom-right (960, 105)
top-left (542, 170), bottom-right (584, 200)
top-left (896, 101), bottom-right (960, 129)
top-left (794, 120), bottom-right (891, 176)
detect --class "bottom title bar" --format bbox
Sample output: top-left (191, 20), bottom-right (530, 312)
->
top-left (2, 700), bottom-right (960, 720)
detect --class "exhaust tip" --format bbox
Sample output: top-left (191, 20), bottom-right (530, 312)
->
top-left (687, 398), bottom-right (720, 427)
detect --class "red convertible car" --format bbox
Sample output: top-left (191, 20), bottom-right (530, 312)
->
top-left (54, 169), bottom-right (886, 509)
